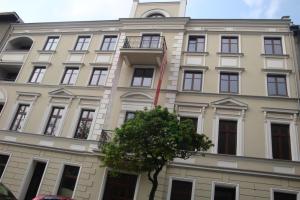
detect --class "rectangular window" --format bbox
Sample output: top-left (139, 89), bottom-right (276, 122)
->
top-left (101, 36), bottom-right (117, 51)
top-left (89, 68), bottom-right (108, 86)
top-left (218, 120), bottom-right (237, 155)
top-left (170, 180), bottom-right (193, 200)
top-left (274, 191), bottom-right (297, 200)
top-left (187, 36), bottom-right (205, 52)
top-left (29, 66), bottom-right (46, 83)
top-left (180, 117), bottom-right (198, 132)
top-left (267, 74), bottom-right (287, 96)
top-left (10, 104), bottom-right (30, 131)
top-left (74, 35), bottom-right (91, 51)
top-left (74, 109), bottom-right (95, 139)
top-left (214, 185), bottom-right (236, 200)
top-left (0, 104), bottom-right (4, 114)
top-left (131, 68), bottom-right (154, 87)
top-left (271, 124), bottom-right (291, 160)
top-left (124, 112), bottom-right (136, 122)
top-left (183, 71), bottom-right (202, 91)
top-left (220, 72), bottom-right (239, 93)
top-left (221, 36), bottom-right (238, 53)
top-left (57, 165), bottom-right (80, 198)
top-left (103, 171), bottom-right (138, 200)
top-left (43, 36), bottom-right (59, 51)
top-left (44, 107), bottom-right (64, 136)
top-left (0, 154), bottom-right (9, 179)
top-left (61, 67), bottom-right (79, 85)
top-left (264, 37), bottom-right (283, 55)
top-left (140, 34), bottom-right (160, 48)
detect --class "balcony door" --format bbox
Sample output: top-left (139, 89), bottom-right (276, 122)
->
top-left (140, 34), bottom-right (160, 48)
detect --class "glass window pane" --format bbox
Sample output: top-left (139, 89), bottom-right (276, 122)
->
top-left (231, 44), bottom-right (238, 53)
top-left (220, 80), bottom-right (228, 92)
top-left (132, 77), bottom-right (142, 86)
top-left (268, 82), bottom-right (276, 95)
top-left (222, 44), bottom-right (229, 53)
top-left (193, 78), bottom-right (201, 90)
top-left (143, 77), bottom-right (152, 87)
top-left (184, 79), bottom-right (192, 90)
top-left (274, 45), bottom-right (283, 54)
top-left (230, 81), bottom-right (238, 93)
top-left (278, 83), bottom-right (287, 96)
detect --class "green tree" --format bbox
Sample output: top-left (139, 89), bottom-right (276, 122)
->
top-left (101, 106), bottom-right (213, 200)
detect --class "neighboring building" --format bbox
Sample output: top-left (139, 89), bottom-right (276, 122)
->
top-left (0, 1), bottom-right (299, 200)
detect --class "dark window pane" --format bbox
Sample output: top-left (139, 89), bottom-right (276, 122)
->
top-left (124, 112), bottom-right (135, 122)
top-left (221, 36), bottom-right (239, 53)
top-left (220, 73), bottom-right (238, 93)
top-left (271, 124), bottom-right (291, 160)
top-left (141, 35), bottom-right (160, 48)
top-left (57, 165), bottom-right (80, 198)
top-left (188, 36), bottom-right (205, 52)
top-left (61, 68), bottom-right (79, 85)
top-left (10, 104), bottom-right (30, 131)
top-left (43, 36), bottom-right (59, 51)
top-left (103, 172), bottom-right (138, 200)
top-left (74, 36), bottom-right (90, 51)
top-left (218, 120), bottom-right (237, 155)
top-left (131, 68), bottom-right (154, 87)
top-left (29, 67), bottom-right (46, 83)
top-left (264, 37), bottom-right (283, 55)
top-left (170, 180), bottom-right (193, 200)
top-left (267, 75), bottom-right (287, 96)
top-left (74, 109), bottom-right (95, 139)
top-left (101, 36), bottom-right (117, 51)
top-left (183, 71), bottom-right (202, 91)
top-left (181, 117), bottom-right (198, 131)
top-left (44, 107), bottom-right (64, 136)
top-left (274, 192), bottom-right (297, 200)
top-left (214, 186), bottom-right (236, 200)
top-left (0, 155), bottom-right (9, 178)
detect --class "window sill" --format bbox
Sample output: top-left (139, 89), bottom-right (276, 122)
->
top-left (62, 62), bottom-right (84, 66)
top-left (68, 50), bottom-right (89, 54)
top-left (181, 90), bottom-right (203, 93)
top-left (215, 66), bottom-right (245, 72)
top-left (181, 65), bottom-right (209, 71)
top-left (89, 62), bottom-right (112, 66)
top-left (94, 50), bottom-right (115, 53)
top-left (37, 50), bottom-right (56, 54)
top-left (31, 61), bottom-right (52, 66)
top-left (219, 92), bottom-right (240, 95)
top-left (266, 95), bottom-right (289, 98)
top-left (261, 68), bottom-right (292, 73)
top-left (182, 51), bottom-right (209, 56)
top-left (217, 52), bottom-right (244, 56)
top-left (261, 54), bottom-right (289, 58)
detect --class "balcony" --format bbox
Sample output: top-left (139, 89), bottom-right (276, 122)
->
top-left (0, 64), bottom-right (21, 82)
top-left (120, 36), bottom-right (167, 66)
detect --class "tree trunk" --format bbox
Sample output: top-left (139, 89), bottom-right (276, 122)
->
top-left (147, 166), bottom-right (163, 200)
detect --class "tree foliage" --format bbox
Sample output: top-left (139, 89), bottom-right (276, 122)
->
top-left (101, 106), bottom-right (213, 200)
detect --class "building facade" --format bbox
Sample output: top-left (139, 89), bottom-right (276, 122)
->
top-left (0, 1), bottom-right (299, 200)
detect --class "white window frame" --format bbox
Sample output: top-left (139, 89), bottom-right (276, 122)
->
top-left (181, 68), bottom-right (205, 93)
top-left (271, 188), bottom-right (300, 200)
top-left (97, 167), bottom-right (141, 200)
top-left (167, 176), bottom-right (196, 200)
top-left (0, 152), bottom-right (11, 182)
top-left (69, 106), bottom-right (98, 140)
top-left (7, 101), bottom-right (33, 132)
top-left (211, 181), bottom-right (239, 200)
top-left (264, 119), bottom-right (299, 161)
top-left (39, 103), bottom-right (68, 136)
top-left (53, 162), bottom-right (81, 199)
top-left (185, 33), bottom-right (207, 53)
top-left (264, 72), bottom-right (290, 97)
top-left (131, 65), bottom-right (156, 88)
top-left (212, 115), bottom-right (244, 156)
top-left (219, 34), bottom-right (241, 53)
top-left (18, 157), bottom-right (49, 200)
top-left (217, 70), bottom-right (241, 95)
top-left (42, 35), bottom-right (61, 51)
top-left (72, 34), bottom-right (92, 51)
top-left (261, 35), bottom-right (286, 55)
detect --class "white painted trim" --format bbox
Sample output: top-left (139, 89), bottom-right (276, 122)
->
top-left (271, 188), bottom-right (300, 200)
top-left (0, 152), bottom-right (11, 182)
top-left (211, 181), bottom-right (240, 200)
top-left (53, 162), bottom-right (82, 199)
top-left (6, 101), bottom-right (33, 132)
top-left (212, 115), bottom-right (244, 156)
top-left (97, 168), bottom-right (141, 200)
top-left (166, 176), bottom-right (196, 200)
top-left (265, 119), bottom-right (299, 161)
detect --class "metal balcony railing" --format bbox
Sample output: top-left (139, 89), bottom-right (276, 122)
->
top-left (123, 36), bottom-right (166, 51)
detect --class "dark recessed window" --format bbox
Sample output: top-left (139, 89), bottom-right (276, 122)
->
top-left (180, 117), bottom-right (198, 132)
top-left (74, 109), bottom-right (95, 139)
top-left (10, 104), bottom-right (30, 131)
top-left (43, 36), bottom-right (59, 51)
top-left (103, 172), bottom-right (138, 200)
top-left (221, 36), bottom-right (238, 53)
top-left (101, 36), bottom-right (117, 51)
top-left (140, 34), bottom-right (160, 48)
top-left (188, 36), bottom-right (205, 52)
top-left (124, 112), bottom-right (136, 123)
top-left (29, 66), bottom-right (46, 83)
top-left (274, 191), bottom-right (297, 200)
top-left (74, 35), bottom-right (91, 51)
top-left (61, 67), bottom-right (79, 85)
top-left (220, 72), bottom-right (239, 94)
top-left (271, 124), bottom-right (291, 160)
top-left (147, 13), bottom-right (165, 18)
top-left (89, 68), bottom-right (108, 86)
top-left (214, 185), bottom-right (236, 200)
top-left (183, 71), bottom-right (202, 91)
top-left (0, 104), bottom-right (4, 114)
top-left (44, 107), bottom-right (64, 136)
top-left (218, 120), bottom-right (237, 155)
top-left (57, 165), bottom-right (80, 198)
top-left (0, 154), bottom-right (9, 178)
top-left (170, 180), bottom-right (193, 200)
top-left (267, 74), bottom-right (287, 96)
top-left (264, 37), bottom-right (283, 55)
top-left (131, 68), bottom-right (154, 87)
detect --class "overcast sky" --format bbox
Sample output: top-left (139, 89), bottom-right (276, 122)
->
top-left (0, 0), bottom-right (299, 24)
